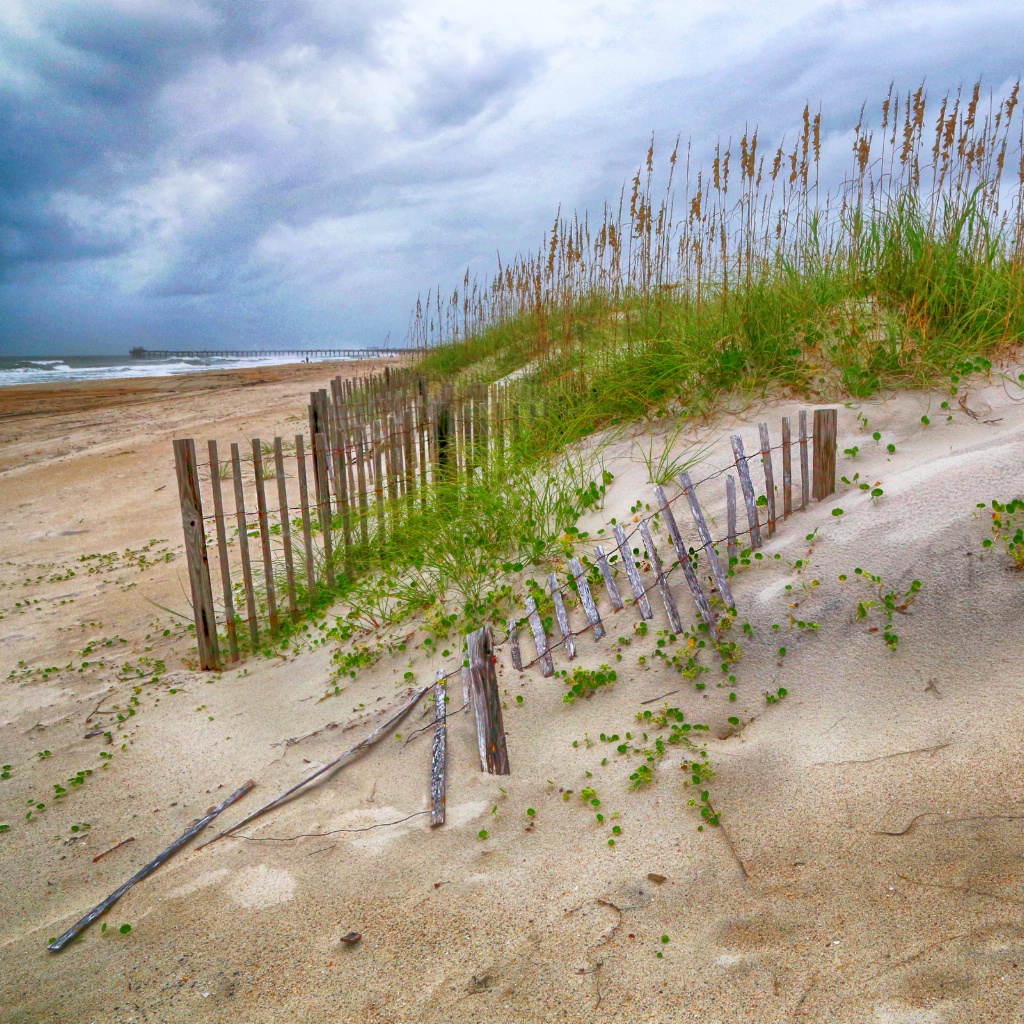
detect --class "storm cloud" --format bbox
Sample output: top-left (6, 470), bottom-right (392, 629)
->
top-left (0, 0), bottom-right (1021, 353)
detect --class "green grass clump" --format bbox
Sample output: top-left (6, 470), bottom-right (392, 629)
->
top-left (563, 665), bottom-right (617, 703)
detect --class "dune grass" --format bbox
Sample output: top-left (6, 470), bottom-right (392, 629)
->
top-left (411, 81), bottom-right (1024, 447)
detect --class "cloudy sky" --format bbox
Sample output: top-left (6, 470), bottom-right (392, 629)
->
top-left (0, 0), bottom-right (1020, 356)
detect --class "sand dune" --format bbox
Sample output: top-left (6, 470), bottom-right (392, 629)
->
top-left (2, 364), bottom-right (1024, 1022)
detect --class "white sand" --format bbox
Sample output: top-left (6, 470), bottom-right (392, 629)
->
top-left (3, 366), bottom-right (1024, 1022)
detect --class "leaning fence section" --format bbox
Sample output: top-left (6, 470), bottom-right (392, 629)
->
top-left (172, 365), bottom-right (838, 671)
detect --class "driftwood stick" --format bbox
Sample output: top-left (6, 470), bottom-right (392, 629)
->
top-left (205, 687), bottom-right (430, 845)
top-left (594, 544), bottom-right (624, 610)
top-left (525, 595), bottom-right (554, 677)
top-left (613, 524), bottom-right (653, 619)
top-left (569, 556), bottom-right (605, 639)
top-left (430, 673), bottom-right (447, 827)
top-left (47, 779), bottom-right (255, 952)
top-left (548, 573), bottom-right (577, 659)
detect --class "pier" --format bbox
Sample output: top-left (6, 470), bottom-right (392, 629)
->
top-left (128, 346), bottom-right (401, 360)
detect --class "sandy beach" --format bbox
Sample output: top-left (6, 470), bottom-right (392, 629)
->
top-left (3, 362), bottom-right (1024, 1023)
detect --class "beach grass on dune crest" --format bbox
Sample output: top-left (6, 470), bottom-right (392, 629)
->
top-left (411, 80), bottom-right (1024, 439)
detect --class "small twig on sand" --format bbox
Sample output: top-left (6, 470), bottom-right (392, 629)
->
top-left (92, 837), bottom-right (135, 863)
top-left (872, 812), bottom-right (1024, 837)
top-left (640, 689), bottom-right (680, 705)
top-left (812, 742), bottom-right (950, 767)
top-left (707, 799), bottom-right (748, 880)
top-left (898, 873), bottom-right (1024, 907)
top-left (47, 780), bottom-right (254, 952)
top-left (200, 685), bottom-right (430, 848)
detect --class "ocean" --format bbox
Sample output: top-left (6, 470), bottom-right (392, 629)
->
top-left (0, 353), bottom-right (381, 389)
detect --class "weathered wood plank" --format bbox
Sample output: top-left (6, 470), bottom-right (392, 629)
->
top-left (314, 431), bottom-right (335, 588)
top-left (813, 408), bottom-right (838, 500)
top-left (639, 520), bottom-right (683, 634)
top-left (251, 439), bottom-right (280, 632)
top-left (371, 419), bottom-right (385, 545)
top-left (569, 556), bottom-right (605, 639)
top-left (467, 626), bottom-right (510, 775)
top-left (548, 572), bottom-right (577, 659)
top-left (352, 421), bottom-right (370, 546)
top-left (430, 673), bottom-right (447, 827)
top-left (758, 422), bottom-right (777, 538)
top-left (726, 475), bottom-right (738, 565)
top-left (273, 438), bottom-right (299, 620)
top-left (206, 440), bottom-right (239, 662)
top-left (508, 617), bottom-right (523, 670)
top-left (799, 409), bottom-right (809, 509)
top-left (674, 476), bottom-right (735, 610)
top-left (594, 544), bottom-right (624, 610)
top-left (525, 595), bottom-right (554, 677)
top-left (613, 524), bottom-right (653, 619)
top-left (230, 441), bottom-right (260, 645)
top-left (294, 434), bottom-right (316, 605)
top-left (782, 416), bottom-right (793, 518)
top-left (172, 439), bottom-right (220, 670)
top-left (730, 434), bottom-right (762, 550)
top-left (653, 490), bottom-right (721, 639)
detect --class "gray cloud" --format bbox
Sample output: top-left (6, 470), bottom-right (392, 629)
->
top-left (0, 0), bottom-right (1021, 353)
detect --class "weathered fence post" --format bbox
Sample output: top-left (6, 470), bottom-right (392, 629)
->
top-left (467, 626), bottom-right (510, 774)
top-left (812, 408), bottom-right (838, 501)
top-left (173, 439), bottom-right (220, 671)
top-left (430, 672), bottom-right (447, 826)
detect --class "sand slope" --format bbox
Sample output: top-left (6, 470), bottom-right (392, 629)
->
top-left (2, 367), bottom-right (1024, 1023)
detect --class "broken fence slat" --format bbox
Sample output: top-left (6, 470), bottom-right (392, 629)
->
top-left (730, 435), bottom-right (762, 550)
top-left (548, 573), bottom-right (577, 660)
top-left (430, 673), bottom-right (447, 827)
top-left (206, 685), bottom-right (431, 845)
top-left (759, 422), bottom-right (777, 538)
top-left (638, 520), bottom-right (683, 634)
top-left (653, 490), bottom-right (721, 640)
top-left (47, 779), bottom-right (255, 952)
top-left (594, 544), bottom-right (624, 610)
top-left (569, 556), bottom-right (605, 640)
top-left (525, 595), bottom-right (554, 677)
top-left (467, 626), bottom-right (510, 775)
top-left (676, 474), bottom-right (735, 611)
top-left (613, 524), bottom-right (653, 619)
top-left (508, 617), bottom-right (523, 671)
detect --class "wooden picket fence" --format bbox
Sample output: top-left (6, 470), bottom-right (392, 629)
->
top-left (172, 369), bottom-right (838, 674)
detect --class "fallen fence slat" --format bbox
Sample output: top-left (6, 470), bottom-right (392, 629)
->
top-left (639, 520), bottom-right (683, 634)
top-left (205, 686), bottom-right (431, 845)
top-left (569, 556), bottom-right (605, 640)
top-left (207, 440), bottom-right (239, 662)
top-left (613, 524), bottom-right (653, 619)
top-left (653, 489), bottom-right (721, 640)
top-left (594, 544), bottom-right (625, 610)
top-left (730, 434), bottom-right (762, 550)
top-left (525, 595), bottom-right (554, 677)
top-left (47, 779), bottom-right (254, 951)
top-left (467, 626), bottom-right (510, 774)
top-left (430, 673), bottom-right (447, 827)
top-left (677, 474), bottom-right (735, 610)
top-left (548, 573), bottom-right (577, 659)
